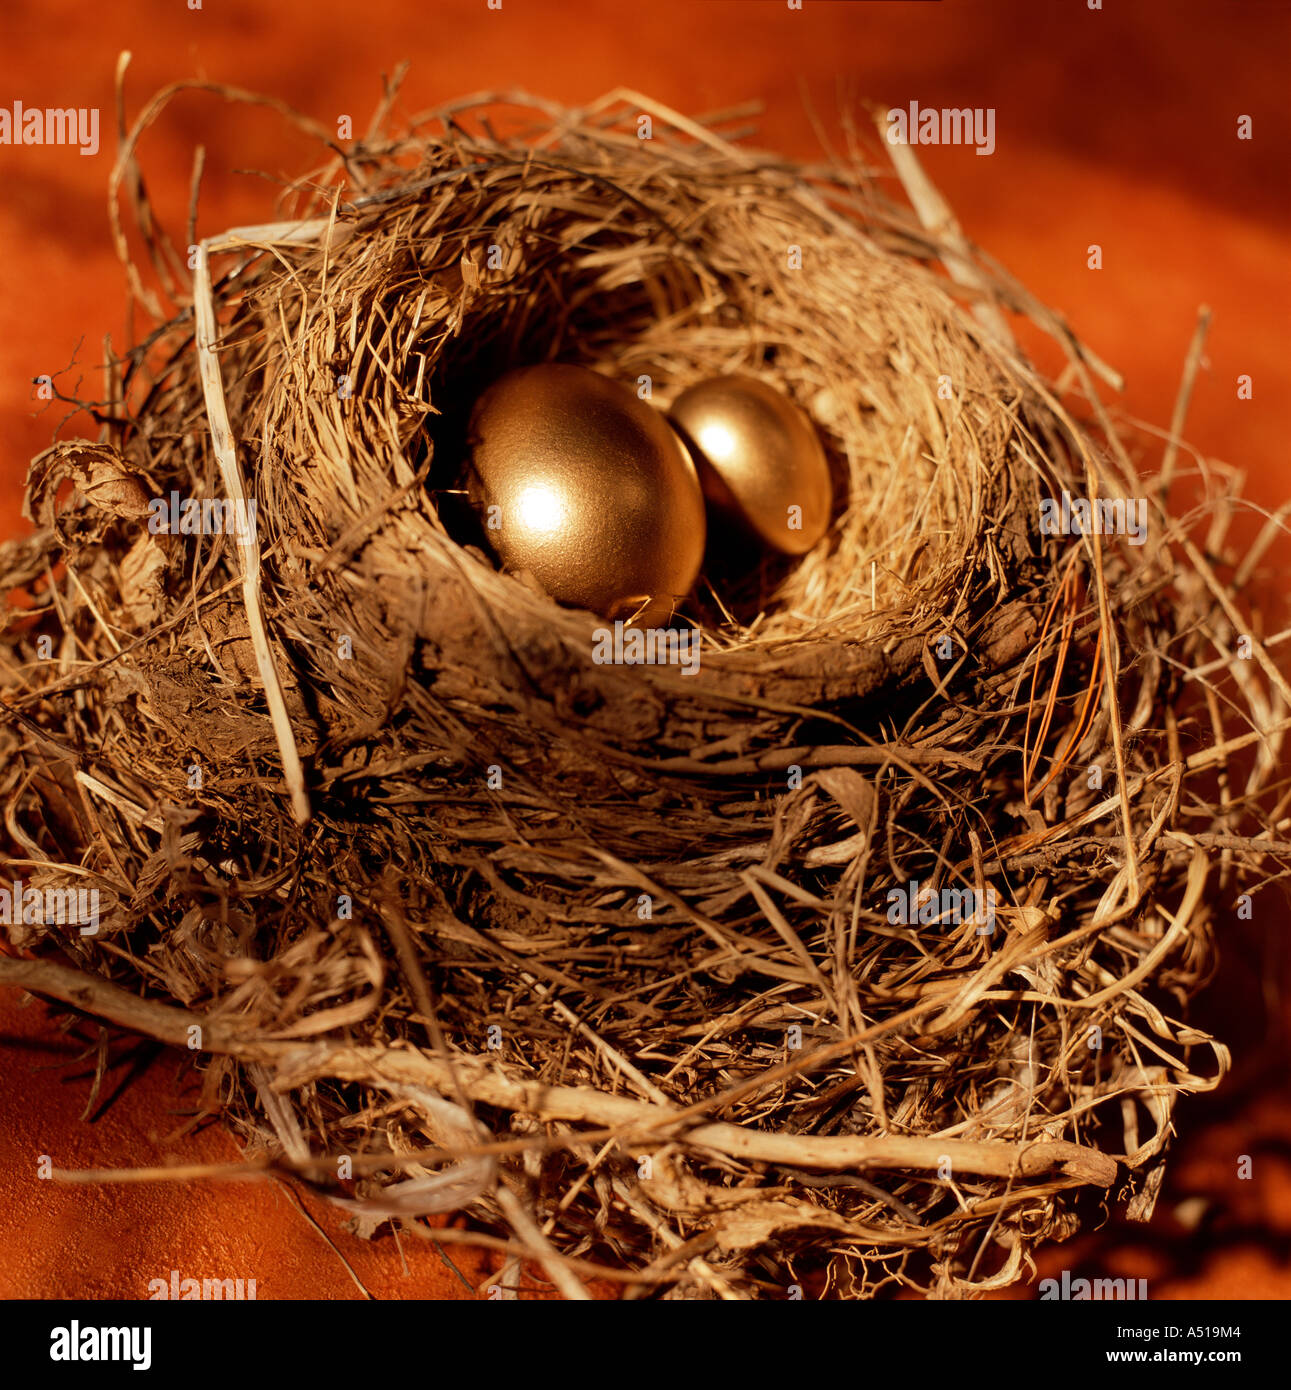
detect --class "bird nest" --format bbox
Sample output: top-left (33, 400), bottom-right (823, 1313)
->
top-left (1, 84), bottom-right (1287, 1299)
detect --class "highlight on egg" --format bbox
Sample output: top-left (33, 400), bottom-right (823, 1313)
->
top-left (465, 363), bottom-right (706, 624)
top-left (667, 374), bottom-right (832, 555)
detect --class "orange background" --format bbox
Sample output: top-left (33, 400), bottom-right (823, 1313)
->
top-left (1, 0), bottom-right (1289, 1299)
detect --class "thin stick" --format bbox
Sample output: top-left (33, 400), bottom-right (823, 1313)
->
top-left (192, 242), bottom-right (311, 823)
top-left (494, 1184), bottom-right (592, 1301)
top-left (1159, 306), bottom-right (1211, 501)
top-left (879, 114), bottom-right (1017, 353)
top-left (0, 956), bottom-right (1118, 1188)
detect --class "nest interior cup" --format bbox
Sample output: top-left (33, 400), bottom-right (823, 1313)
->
top-left (0, 90), bottom-right (1284, 1299)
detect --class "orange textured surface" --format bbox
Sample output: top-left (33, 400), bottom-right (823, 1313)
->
top-left (1, 0), bottom-right (1288, 1299)
top-left (0, 990), bottom-right (496, 1299)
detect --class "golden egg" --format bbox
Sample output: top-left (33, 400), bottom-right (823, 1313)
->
top-left (668, 375), bottom-right (831, 555)
top-left (466, 364), bottom-right (706, 624)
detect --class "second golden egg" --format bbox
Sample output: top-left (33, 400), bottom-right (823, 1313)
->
top-left (668, 375), bottom-right (832, 555)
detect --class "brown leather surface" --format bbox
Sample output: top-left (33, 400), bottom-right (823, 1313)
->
top-left (1, 0), bottom-right (1287, 1299)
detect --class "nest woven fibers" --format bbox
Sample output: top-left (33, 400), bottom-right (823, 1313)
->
top-left (1, 83), bottom-right (1288, 1300)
